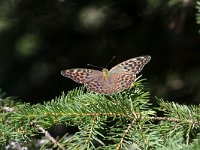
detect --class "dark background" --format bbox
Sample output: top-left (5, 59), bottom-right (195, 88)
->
top-left (0, 0), bottom-right (200, 104)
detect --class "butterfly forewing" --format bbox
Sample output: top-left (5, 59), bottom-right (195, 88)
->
top-left (61, 69), bottom-right (101, 83)
top-left (109, 55), bottom-right (151, 74)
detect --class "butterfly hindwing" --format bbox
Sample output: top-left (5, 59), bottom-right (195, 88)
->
top-left (85, 73), bottom-right (136, 94)
top-left (116, 74), bottom-right (136, 90)
top-left (110, 73), bottom-right (136, 92)
top-left (85, 76), bottom-right (108, 94)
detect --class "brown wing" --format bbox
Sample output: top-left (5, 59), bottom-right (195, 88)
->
top-left (110, 73), bottom-right (136, 93)
top-left (85, 73), bottom-right (136, 94)
top-left (84, 76), bottom-right (111, 94)
top-left (61, 68), bottom-right (101, 83)
top-left (107, 56), bottom-right (151, 93)
top-left (110, 55), bottom-right (151, 74)
top-left (61, 68), bottom-right (113, 94)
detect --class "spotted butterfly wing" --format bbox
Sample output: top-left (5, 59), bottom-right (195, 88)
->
top-left (108, 55), bottom-right (151, 92)
top-left (84, 74), bottom-right (112, 94)
top-left (109, 55), bottom-right (151, 74)
top-left (61, 69), bottom-right (101, 83)
top-left (61, 69), bottom-right (109, 93)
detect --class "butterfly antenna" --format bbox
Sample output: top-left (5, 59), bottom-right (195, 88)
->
top-left (87, 64), bottom-right (103, 69)
top-left (105, 56), bottom-right (115, 68)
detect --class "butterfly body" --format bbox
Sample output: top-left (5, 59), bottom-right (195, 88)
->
top-left (61, 55), bottom-right (151, 94)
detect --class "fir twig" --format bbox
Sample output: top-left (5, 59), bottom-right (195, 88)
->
top-left (116, 119), bottom-right (136, 150)
top-left (36, 124), bottom-right (66, 150)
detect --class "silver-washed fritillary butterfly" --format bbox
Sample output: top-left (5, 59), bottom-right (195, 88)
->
top-left (61, 55), bottom-right (151, 94)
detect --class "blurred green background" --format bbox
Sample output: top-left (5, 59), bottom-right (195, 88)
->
top-left (0, 0), bottom-right (200, 104)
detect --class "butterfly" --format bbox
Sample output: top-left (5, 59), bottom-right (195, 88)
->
top-left (61, 55), bottom-right (151, 94)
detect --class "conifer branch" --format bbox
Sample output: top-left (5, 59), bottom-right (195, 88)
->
top-left (1, 79), bottom-right (200, 149)
top-left (116, 119), bottom-right (136, 150)
top-left (36, 124), bottom-right (66, 150)
top-left (84, 116), bottom-right (98, 148)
